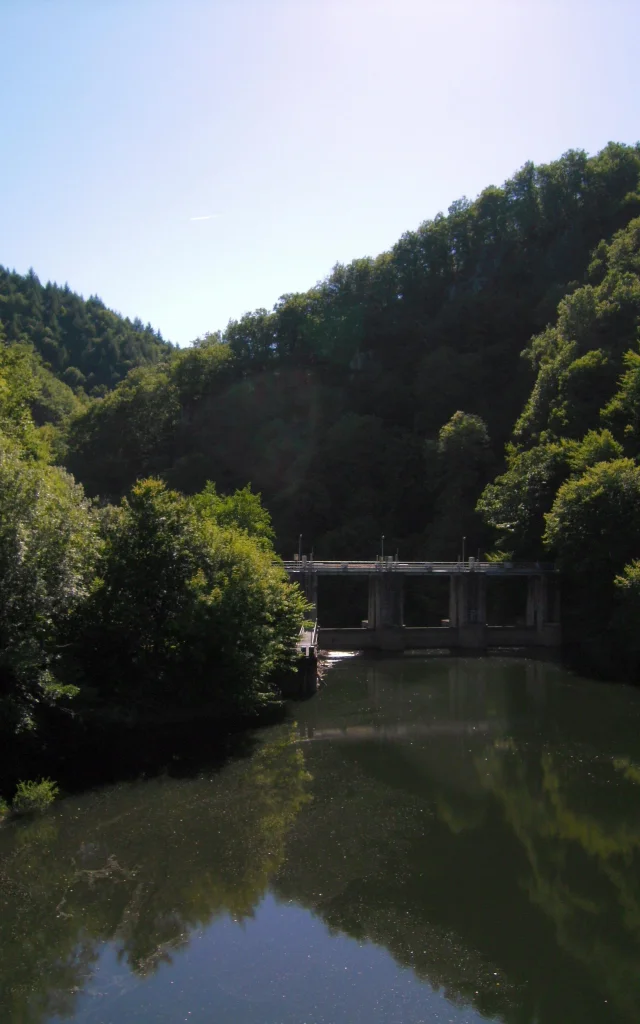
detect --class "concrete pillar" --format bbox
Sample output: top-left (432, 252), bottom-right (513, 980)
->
top-left (301, 570), bottom-right (318, 620)
top-left (367, 571), bottom-right (404, 629)
top-left (449, 572), bottom-right (487, 648)
top-left (526, 575), bottom-right (547, 631)
top-left (367, 574), bottom-right (377, 628)
top-left (449, 574), bottom-right (470, 627)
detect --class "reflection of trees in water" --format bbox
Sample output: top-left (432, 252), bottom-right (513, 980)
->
top-left (274, 658), bottom-right (640, 1023)
top-left (480, 741), bottom-right (640, 1022)
top-left (4, 658), bottom-right (640, 1024)
top-left (0, 725), bottom-right (312, 1023)
top-left (272, 738), bottom-right (523, 1023)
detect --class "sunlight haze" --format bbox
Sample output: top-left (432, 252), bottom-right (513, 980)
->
top-left (2, 0), bottom-right (639, 344)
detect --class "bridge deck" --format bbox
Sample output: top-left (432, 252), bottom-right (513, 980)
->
top-left (282, 560), bottom-right (556, 576)
top-left (297, 622), bottom-right (318, 658)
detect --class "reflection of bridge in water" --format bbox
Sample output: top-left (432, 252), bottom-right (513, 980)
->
top-left (294, 657), bottom-right (550, 797)
top-left (285, 558), bottom-right (561, 656)
top-left (300, 721), bottom-right (498, 742)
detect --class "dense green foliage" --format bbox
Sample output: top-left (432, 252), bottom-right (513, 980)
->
top-left (75, 478), bottom-right (305, 713)
top-left (0, 266), bottom-right (171, 393)
top-left (63, 143), bottom-right (640, 566)
top-left (2, 137), bottom-right (640, 760)
top-left (478, 215), bottom-right (640, 677)
top-left (10, 778), bottom-right (59, 816)
top-left (0, 333), bottom-right (307, 781)
top-left (0, 431), bottom-right (101, 733)
top-left (55, 141), bottom-right (640, 677)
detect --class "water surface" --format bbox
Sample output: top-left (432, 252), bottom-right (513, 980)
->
top-left (2, 655), bottom-right (640, 1023)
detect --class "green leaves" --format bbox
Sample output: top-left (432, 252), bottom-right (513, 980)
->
top-left (77, 478), bottom-right (306, 714)
top-left (0, 324), bottom-right (305, 737)
top-left (543, 458), bottom-right (640, 576)
top-left (0, 430), bottom-right (101, 730)
top-left (191, 481), bottom-right (276, 547)
top-left (0, 264), bottom-right (171, 393)
top-left (476, 440), bottom-right (573, 556)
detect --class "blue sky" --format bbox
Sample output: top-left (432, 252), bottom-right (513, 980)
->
top-left (2, 0), bottom-right (639, 345)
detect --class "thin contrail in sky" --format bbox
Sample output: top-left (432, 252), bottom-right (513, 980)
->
top-left (189, 214), bottom-right (219, 221)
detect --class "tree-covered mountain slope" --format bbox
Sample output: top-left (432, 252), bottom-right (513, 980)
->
top-left (477, 214), bottom-right (640, 678)
top-left (0, 266), bottom-right (172, 395)
top-left (4, 140), bottom-right (640, 688)
top-left (64, 143), bottom-right (640, 565)
top-left (0, 324), bottom-right (305, 753)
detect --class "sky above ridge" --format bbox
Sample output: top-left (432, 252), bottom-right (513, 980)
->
top-left (1, 0), bottom-right (639, 345)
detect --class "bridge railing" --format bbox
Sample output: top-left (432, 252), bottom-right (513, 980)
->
top-left (297, 619), bottom-right (318, 658)
top-left (281, 559), bottom-right (556, 574)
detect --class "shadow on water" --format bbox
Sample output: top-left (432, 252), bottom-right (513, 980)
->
top-left (0, 701), bottom-right (290, 799)
top-left (0, 723), bottom-right (313, 1023)
top-left (2, 656), bottom-right (640, 1023)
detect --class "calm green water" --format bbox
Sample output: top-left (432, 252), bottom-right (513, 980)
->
top-left (2, 655), bottom-right (640, 1024)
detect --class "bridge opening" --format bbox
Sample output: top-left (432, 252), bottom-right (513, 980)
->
top-left (548, 576), bottom-right (561, 623)
top-left (317, 576), bottom-right (369, 628)
top-left (404, 576), bottom-right (450, 626)
top-left (486, 576), bottom-right (528, 626)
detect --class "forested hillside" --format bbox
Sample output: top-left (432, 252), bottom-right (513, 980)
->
top-left (0, 298), bottom-right (305, 791)
top-left (478, 214), bottom-right (640, 677)
top-left (0, 266), bottom-right (171, 395)
top-left (64, 142), bottom-right (640, 566)
top-left (3, 140), bottom-right (640, 688)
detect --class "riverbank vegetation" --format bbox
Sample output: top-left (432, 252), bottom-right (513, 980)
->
top-left (0, 340), bottom-right (307, 793)
top-left (2, 140), bottom-right (640, 787)
top-left (479, 215), bottom-right (640, 677)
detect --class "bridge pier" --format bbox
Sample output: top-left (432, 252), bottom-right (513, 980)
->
top-left (367, 571), bottom-right (404, 629)
top-left (300, 568), bottom-right (318, 619)
top-left (448, 573), bottom-right (487, 627)
top-left (526, 575), bottom-right (548, 631)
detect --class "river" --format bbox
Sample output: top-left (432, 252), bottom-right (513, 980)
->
top-left (2, 654), bottom-right (640, 1024)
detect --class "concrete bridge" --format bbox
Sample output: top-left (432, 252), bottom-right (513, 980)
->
top-left (285, 558), bottom-right (561, 655)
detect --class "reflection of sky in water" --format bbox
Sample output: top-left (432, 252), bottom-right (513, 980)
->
top-left (55, 894), bottom-right (489, 1024)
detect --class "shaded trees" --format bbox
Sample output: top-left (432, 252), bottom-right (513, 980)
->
top-left (62, 143), bottom-right (640, 565)
top-left (478, 215), bottom-right (640, 676)
top-left (6, 142), bottom-right (640, 683)
top-left (428, 411), bottom-right (493, 557)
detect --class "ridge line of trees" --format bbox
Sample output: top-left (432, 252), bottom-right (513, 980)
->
top-left (2, 140), bottom-right (640, 784)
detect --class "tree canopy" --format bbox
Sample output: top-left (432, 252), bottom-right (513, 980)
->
top-left (0, 266), bottom-right (171, 394)
top-left (477, 213), bottom-right (640, 677)
top-left (62, 143), bottom-right (640, 566)
top-left (3, 137), bottom-right (640, 750)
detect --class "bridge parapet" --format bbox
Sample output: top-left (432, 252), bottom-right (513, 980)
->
top-left (281, 559), bottom-right (557, 576)
top-left (317, 624), bottom-right (561, 652)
